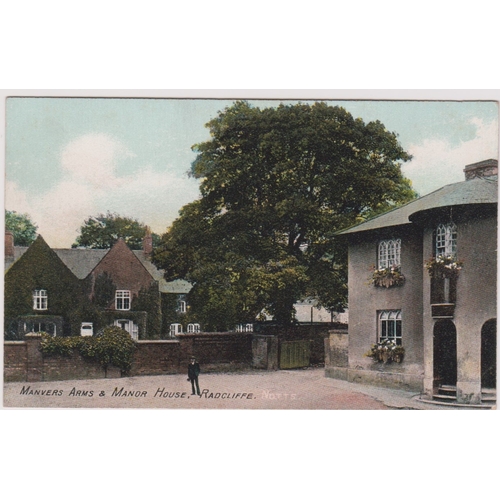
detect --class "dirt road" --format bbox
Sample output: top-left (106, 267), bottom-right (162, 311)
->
top-left (4, 368), bottom-right (392, 409)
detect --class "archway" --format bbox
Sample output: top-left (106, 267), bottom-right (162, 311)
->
top-left (481, 319), bottom-right (496, 389)
top-left (434, 320), bottom-right (457, 387)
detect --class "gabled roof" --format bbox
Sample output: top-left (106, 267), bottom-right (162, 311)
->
top-left (338, 177), bottom-right (498, 235)
top-left (132, 250), bottom-right (192, 293)
top-left (4, 246), bottom-right (28, 273)
top-left (54, 248), bottom-right (109, 279)
top-left (4, 240), bottom-right (192, 294)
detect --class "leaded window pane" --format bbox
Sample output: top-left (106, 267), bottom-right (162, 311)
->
top-left (379, 310), bottom-right (402, 346)
top-left (378, 239), bottom-right (401, 268)
top-left (436, 223), bottom-right (457, 257)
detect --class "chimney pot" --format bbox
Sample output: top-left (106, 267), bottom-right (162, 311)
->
top-left (143, 226), bottom-right (153, 257)
top-left (5, 230), bottom-right (14, 257)
top-left (464, 159), bottom-right (498, 180)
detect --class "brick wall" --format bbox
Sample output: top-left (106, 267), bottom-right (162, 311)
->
top-left (4, 341), bottom-right (28, 382)
top-left (4, 331), bottom-right (255, 382)
top-left (130, 340), bottom-right (181, 376)
top-left (176, 332), bottom-right (254, 373)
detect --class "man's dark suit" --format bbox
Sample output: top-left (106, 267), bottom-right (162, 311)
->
top-left (188, 360), bottom-right (201, 395)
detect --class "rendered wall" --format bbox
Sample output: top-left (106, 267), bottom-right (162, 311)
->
top-left (343, 226), bottom-right (425, 392)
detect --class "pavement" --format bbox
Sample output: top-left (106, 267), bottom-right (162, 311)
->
top-left (2, 367), bottom-right (490, 410)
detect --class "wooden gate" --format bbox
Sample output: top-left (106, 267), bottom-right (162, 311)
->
top-left (279, 340), bottom-right (311, 369)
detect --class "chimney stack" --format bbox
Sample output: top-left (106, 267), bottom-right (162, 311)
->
top-left (5, 231), bottom-right (14, 257)
top-left (464, 159), bottom-right (498, 180)
top-left (143, 226), bottom-right (153, 257)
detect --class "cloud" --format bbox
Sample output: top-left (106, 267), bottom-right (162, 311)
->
top-left (6, 134), bottom-right (200, 247)
top-left (403, 118), bottom-right (498, 195)
top-left (60, 133), bottom-right (135, 188)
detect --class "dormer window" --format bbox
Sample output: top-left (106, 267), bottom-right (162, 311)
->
top-left (378, 239), bottom-right (401, 268)
top-left (436, 223), bottom-right (457, 257)
top-left (115, 290), bottom-right (131, 311)
top-left (33, 289), bottom-right (48, 310)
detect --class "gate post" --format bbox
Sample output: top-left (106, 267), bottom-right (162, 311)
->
top-left (25, 332), bottom-right (44, 382)
top-left (252, 335), bottom-right (278, 370)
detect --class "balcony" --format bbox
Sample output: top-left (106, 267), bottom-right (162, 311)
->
top-left (431, 276), bottom-right (456, 319)
top-left (431, 303), bottom-right (455, 318)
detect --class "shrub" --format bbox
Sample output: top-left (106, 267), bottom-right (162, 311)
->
top-left (39, 326), bottom-right (136, 372)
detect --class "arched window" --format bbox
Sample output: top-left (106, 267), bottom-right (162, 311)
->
top-left (378, 239), bottom-right (401, 268)
top-left (33, 289), bottom-right (48, 310)
top-left (436, 223), bottom-right (457, 257)
top-left (379, 310), bottom-right (402, 345)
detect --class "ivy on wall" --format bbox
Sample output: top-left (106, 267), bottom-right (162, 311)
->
top-left (132, 282), bottom-right (162, 339)
top-left (4, 236), bottom-right (82, 336)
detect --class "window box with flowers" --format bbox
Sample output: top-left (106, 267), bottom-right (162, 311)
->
top-left (370, 265), bottom-right (405, 288)
top-left (365, 340), bottom-right (405, 363)
top-left (424, 255), bottom-right (463, 280)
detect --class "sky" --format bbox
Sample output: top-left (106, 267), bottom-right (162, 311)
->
top-left (4, 96), bottom-right (498, 248)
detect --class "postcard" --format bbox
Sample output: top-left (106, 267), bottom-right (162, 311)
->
top-left (3, 92), bottom-right (498, 409)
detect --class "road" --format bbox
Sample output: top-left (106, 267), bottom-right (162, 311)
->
top-left (3, 368), bottom-right (403, 409)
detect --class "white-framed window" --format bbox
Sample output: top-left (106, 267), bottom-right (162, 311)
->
top-left (115, 290), bottom-right (131, 311)
top-left (378, 239), bottom-right (401, 268)
top-left (436, 223), bottom-right (457, 257)
top-left (33, 289), bottom-right (48, 311)
top-left (80, 322), bottom-right (93, 337)
top-left (379, 310), bottom-right (402, 345)
top-left (25, 321), bottom-right (56, 336)
top-left (235, 324), bottom-right (253, 333)
top-left (114, 319), bottom-right (139, 340)
top-left (176, 295), bottom-right (187, 314)
top-left (170, 323), bottom-right (182, 336)
top-left (187, 323), bottom-right (200, 333)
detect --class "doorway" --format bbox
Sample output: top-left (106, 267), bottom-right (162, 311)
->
top-left (433, 320), bottom-right (457, 387)
top-left (481, 319), bottom-right (496, 389)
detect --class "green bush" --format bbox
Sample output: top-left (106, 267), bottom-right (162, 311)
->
top-left (40, 326), bottom-right (136, 372)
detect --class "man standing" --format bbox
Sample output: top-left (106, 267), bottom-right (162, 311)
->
top-left (187, 356), bottom-right (201, 396)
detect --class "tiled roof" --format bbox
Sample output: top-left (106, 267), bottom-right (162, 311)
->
top-left (132, 251), bottom-right (192, 293)
top-left (338, 177), bottom-right (498, 235)
top-left (54, 248), bottom-right (109, 279)
top-left (5, 244), bottom-right (192, 294)
top-left (4, 246), bottom-right (28, 272)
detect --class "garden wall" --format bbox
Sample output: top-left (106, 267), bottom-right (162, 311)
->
top-left (4, 331), bottom-right (256, 382)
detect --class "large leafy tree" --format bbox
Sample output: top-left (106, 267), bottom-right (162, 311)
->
top-left (5, 210), bottom-right (38, 246)
top-left (154, 101), bottom-right (416, 329)
top-left (72, 212), bottom-right (160, 249)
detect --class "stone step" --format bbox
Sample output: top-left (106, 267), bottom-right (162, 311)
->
top-left (482, 388), bottom-right (496, 395)
top-left (433, 393), bottom-right (456, 401)
top-left (481, 395), bottom-right (496, 402)
top-left (438, 387), bottom-right (457, 396)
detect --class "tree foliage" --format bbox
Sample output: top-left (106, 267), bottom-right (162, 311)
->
top-left (154, 101), bottom-right (416, 328)
top-left (5, 210), bottom-right (38, 246)
top-left (72, 211), bottom-right (159, 249)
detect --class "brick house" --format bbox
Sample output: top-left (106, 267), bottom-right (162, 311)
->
top-left (326, 159), bottom-right (497, 406)
top-left (4, 230), bottom-right (191, 340)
